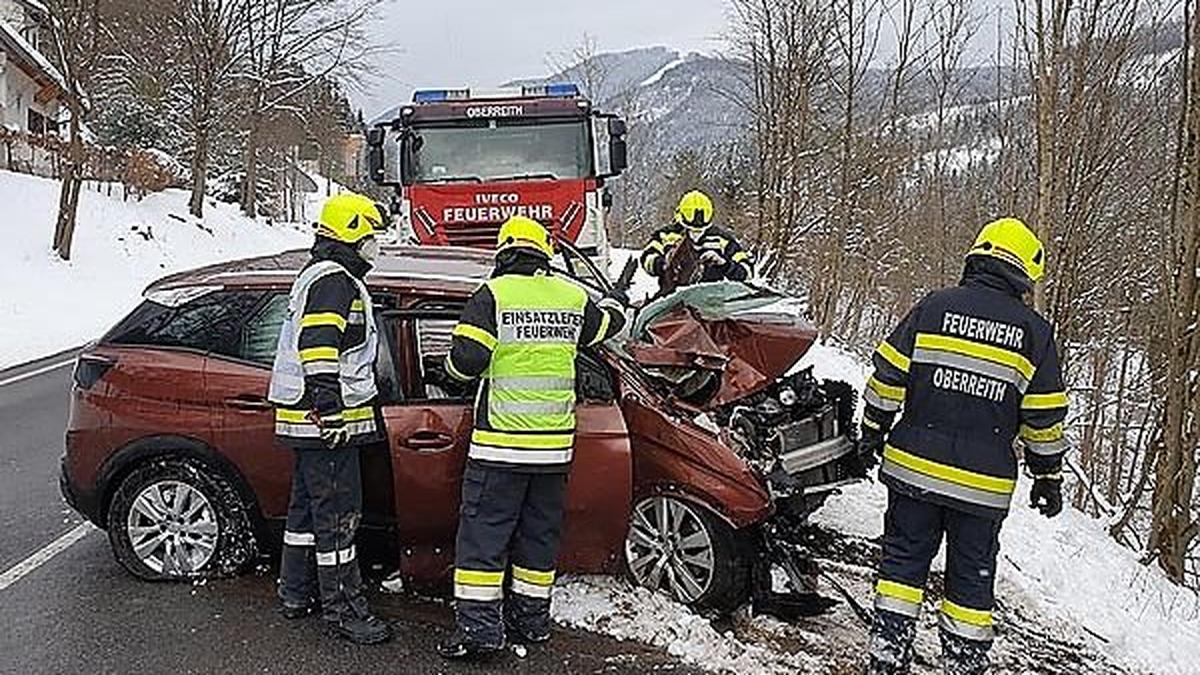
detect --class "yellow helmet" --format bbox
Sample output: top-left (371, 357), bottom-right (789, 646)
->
top-left (674, 190), bottom-right (714, 228)
top-left (317, 192), bottom-right (385, 244)
top-left (497, 216), bottom-right (554, 258)
top-left (967, 217), bottom-right (1045, 282)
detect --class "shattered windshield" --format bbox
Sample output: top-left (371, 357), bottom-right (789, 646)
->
top-left (632, 282), bottom-right (808, 338)
top-left (407, 119), bottom-right (591, 183)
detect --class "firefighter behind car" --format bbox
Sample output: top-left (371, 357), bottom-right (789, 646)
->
top-left (639, 190), bottom-right (754, 287)
top-left (267, 192), bottom-right (392, 645)
top-left (437, 215), bottom-right (628, 659)
top-left (859, 218), bottom-right (1068, 675)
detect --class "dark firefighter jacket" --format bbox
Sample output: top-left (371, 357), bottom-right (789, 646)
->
top-left (445, 249), bottom-right (627, 473)
top-left (639, 224), bottom-right (754, 282)
top-left (270, 239), bottom-right (381, 449)
top-left (863, 256), bottom-right (1068, 519)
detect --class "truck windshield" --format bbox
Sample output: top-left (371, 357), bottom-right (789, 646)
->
top-left (407, 119), bottom-right (591, 183)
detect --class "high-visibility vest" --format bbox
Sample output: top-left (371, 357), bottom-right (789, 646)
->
top-left (268, 260), bottom-right (378, 408)
top-left (467, 273), bottom-right (587, 466)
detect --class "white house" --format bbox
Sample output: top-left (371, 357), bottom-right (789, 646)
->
top-left (0, 0), bottom-right (65, 136)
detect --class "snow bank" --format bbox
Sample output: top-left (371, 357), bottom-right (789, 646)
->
top-left (553, 576), bottom-right (824, 674)
top-left (0, 170), bottom-right (310, 368)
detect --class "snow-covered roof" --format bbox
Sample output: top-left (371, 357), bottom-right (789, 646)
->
top-left (0, 18), bottom-right (67, 99)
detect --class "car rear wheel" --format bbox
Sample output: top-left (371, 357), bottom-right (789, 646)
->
top-left (107, 459), bottom-right (255, 581)
top-left (623, 495), bottom-right (751, 612)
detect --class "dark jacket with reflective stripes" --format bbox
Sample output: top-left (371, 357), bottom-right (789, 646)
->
top-left (863, 256), bottom-right (1068, 519)
top-left (445, 249), bottom-right (627, 472)
top-left (275, 240), bottom-right (380, 449)
top-left (639, 224), bottom-right (753, 282)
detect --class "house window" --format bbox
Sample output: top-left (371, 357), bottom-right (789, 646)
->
top-left (28, 109), bottom-right (46, 136)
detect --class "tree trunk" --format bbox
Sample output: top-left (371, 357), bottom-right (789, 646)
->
top-left (1148, 0), bottom-right (1200, 583)
top-left (52, 102), bottom-right (84, 261)
top-left (189, 121), bottom-right (211, 219)
top-left (242, 119), bottom-right (259, 217)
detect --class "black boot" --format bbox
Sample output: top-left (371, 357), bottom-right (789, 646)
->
top-left (940, 629), bottom-right (991, 675)
top-left (865, 609), bottom-right (918, 675)
top-left (437, 627), bottom-right (505, 660)
top-left (505, 594), bottom-right (551, 644)
top-left (317, 560), bottom-right (391, 645)
top-left (278, 544), bottom-right (319, 620)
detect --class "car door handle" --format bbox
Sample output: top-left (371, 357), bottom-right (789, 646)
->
top-left (224, 395), bottom-right (273, 412)
top-left (405, 431), bottom-right (455, 450)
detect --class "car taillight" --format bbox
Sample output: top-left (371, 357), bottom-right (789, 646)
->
top-left (73, 354), bottom-right (115, 389)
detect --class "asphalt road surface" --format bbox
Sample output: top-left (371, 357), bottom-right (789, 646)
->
top-left (0, 351), bottom-right (698, 675)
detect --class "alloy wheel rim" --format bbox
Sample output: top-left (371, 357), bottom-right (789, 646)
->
top-left (624, 496), bottom-right (715, 603)
top-left (126, 480), bottom-right (218, 575)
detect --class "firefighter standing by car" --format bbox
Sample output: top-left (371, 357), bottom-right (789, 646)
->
top-left (267, 192), bottom-right (392, 645)
top-left (859, 218), bottom-right (1069, 675)
top-left (639, 190), bottom-right (754, 287)
top-left (438, 215), bottom-right (628, 659)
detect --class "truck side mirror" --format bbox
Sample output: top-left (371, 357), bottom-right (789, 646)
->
top-left (593, 114), bottom-right (628, 179)
top-left (367, 126), bottom-right (402, 186)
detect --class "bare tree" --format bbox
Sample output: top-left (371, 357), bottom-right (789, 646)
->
top-left (47, 0), bottom-right (104, 260)
top-left (237, 0), bottom-right (383, 217)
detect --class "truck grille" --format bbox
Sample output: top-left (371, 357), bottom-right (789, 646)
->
top-left (442, 224), bottom-right (502, 249)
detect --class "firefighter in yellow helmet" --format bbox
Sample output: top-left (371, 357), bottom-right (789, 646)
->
top-left (639, 190), bottom-right (754, 289)
top-left (268, 192), bottom-right (392, 644)
top-left (860, 218), bottom-right (1067, 675)
top-left (437, 216), bottom-right (627, 659)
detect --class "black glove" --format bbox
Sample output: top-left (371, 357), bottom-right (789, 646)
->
top-left (1029, 474), bottom-right (1063, 518)
top-left (605, 287), bottom-right (631, 307)
top-left (699, 250), bottom-right (726, 268)
top-left (313, 411), bottom-right (351, 449)
top-left (847, 425), bottom-right (884, 477)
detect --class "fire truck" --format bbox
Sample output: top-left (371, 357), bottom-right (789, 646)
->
top-left (366, 84), bottom-right (628, 264)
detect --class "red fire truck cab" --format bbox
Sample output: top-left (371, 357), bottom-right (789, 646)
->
top-left (366, 84), bottom-right (628, 263)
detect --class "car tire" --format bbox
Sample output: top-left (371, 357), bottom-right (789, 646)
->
top-left (107, 458), bottom-right (255, 581)
top-left (623, 495), bottom-right (752, 613)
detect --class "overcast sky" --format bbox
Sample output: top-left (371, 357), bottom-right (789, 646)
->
top-left (353, 0), bottom-right (1008, 120)
top-left (354, 0), bottom-right (730, 118)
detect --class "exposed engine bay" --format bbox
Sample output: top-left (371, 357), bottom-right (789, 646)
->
top-left (716, 367), bottom-right (859, 519)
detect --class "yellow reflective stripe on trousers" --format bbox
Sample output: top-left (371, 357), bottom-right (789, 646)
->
top-left (512, 565), bottom-right (555, 586)
top-left (881, 444), bottom-right (1015, 510)
top-left (454, 568), bottom-right (505, 602)
top-left (875, 578), bottom-right (924, 618)
top-left (1021, 391), bottom-right (1068, 410)
top-left (939, 599), bottom-right (995, 641)
top-left (453, 323), bottom-right (498, 351)
top-left (876, 340), bottom-right (911, 373)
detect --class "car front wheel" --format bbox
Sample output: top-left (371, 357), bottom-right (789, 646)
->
top-left (623, 495), bottom-right (751, 612)
top-left (107, 459), bottom-right (255, 581)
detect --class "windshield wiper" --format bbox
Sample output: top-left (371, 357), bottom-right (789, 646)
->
top-left (426, 175), bottom-right (484, 183)
top-left (491, 173), bottom-right (558, 182)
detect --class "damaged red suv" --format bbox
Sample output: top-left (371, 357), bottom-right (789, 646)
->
top-left (61, 243), bottom-right (865, 611)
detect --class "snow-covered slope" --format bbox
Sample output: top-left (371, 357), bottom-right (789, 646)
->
top-left (553, 340), bottom-right (1199, 675)
top-left (0, 170), bottom-right (310, 369)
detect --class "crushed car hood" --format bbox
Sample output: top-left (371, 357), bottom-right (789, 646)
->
top-left (621, 282), bottom-right (818, 408)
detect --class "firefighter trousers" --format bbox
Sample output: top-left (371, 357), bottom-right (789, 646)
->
top-left (278, 446), bottom-right (370, 621)
top-left (452, 460), bottom-right (569, 646)
top-left (868, 489), bottom-right (1003, 674)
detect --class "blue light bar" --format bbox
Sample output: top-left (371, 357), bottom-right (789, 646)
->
top-left (521, 83), bottom-right (581, 98)
top-left (413, 88), bottom-right (470, 103)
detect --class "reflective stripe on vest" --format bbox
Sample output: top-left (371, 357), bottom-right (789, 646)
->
top-left (469, 273), bottom-right (586, 465)
top-left (268, 261), bottom-right (378, 409)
